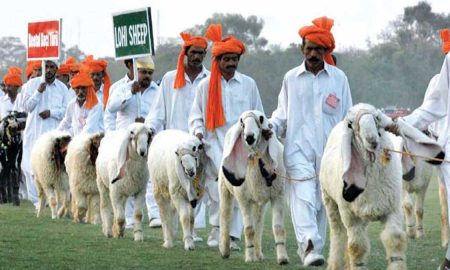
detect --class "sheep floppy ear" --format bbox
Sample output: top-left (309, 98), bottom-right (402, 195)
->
top-left (342, 124), bottom-right (367, 202)
top-left (111, 131), bottom-right (131, 184)
top-left (174, 150), bottom-right (197, 204)
top-left (222, 123), bottom-right (248, 186)
top-left (395, 119), bottom-right (444, 165)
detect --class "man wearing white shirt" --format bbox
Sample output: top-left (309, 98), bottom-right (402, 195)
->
top-left (83, 56), bottom-right (111, 109)
top-left (189, 24), bottom-right (264, 250)
top-left (106, 55), bottom-right (159, 227)
top-left (0, 67), bottom-right (23, 119)
top-left (58, 72), bottom-right (104, 136)
top-left (146, 32), bottom-right (209, 231)
top-left (270, 17), bottom-right (352, 266)
top-left (104, 59), bottom-right (134, 132)
top-left (22, 60), bottom-right (70, 208)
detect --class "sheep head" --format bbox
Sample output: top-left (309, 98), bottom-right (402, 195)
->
top-left (175, 136), bottom-right (204, 207)
top-left (52, 133), bottom-right (72, 172)
top-left (1, 115), bottom-right (20, 145)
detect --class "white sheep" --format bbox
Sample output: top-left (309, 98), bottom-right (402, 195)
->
top-left (96, 123), bottom-right (152, 241)
top-left (31, 131), bottom-right (72, 219)
top-left (65, 132), bottom-right (104, 224)
top-left (148, 129), bottom-right (205, 251)
top-left (320, 103), bottom-right (444, 270)
top-left (218, 110), bottom-right (289, 265)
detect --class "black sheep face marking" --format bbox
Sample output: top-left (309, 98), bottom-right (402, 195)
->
top-left (222, 166), bottom-right (245, 186)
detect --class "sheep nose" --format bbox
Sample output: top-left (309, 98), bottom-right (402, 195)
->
top-left (371, 141), bottom-right (378, 149)
top-left (245, 134), bottom-right (255, 145)
top-left (367, 137), bottom-right (378, 149)
top-left (140, 151), bottom-right (146, 156)
top-left (187, 170), bottom-right (195, 177)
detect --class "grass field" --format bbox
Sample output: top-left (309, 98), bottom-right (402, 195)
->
top-left (0, 177), bottom-right (446, 270)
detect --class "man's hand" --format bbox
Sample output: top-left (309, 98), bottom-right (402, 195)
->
top-left (384, 123), bottom-right (400, 136)
top-left (39, 110), bottom-right (51, 119)
top-left (37, 82), bottom-right (47, 93)
top-left (135, 117), bottom-right (145, 123)
top-left (195, 133), bottom-right (203, 142)
top-left (131, 81), bottom-right (140, 95)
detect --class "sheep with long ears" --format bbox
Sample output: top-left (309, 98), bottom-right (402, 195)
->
top-left (96, 123), bottom-right (152, 241)
top-left (320, 103), bottom-right (444, 270)
top-left (148, 129), bottom-right (205, 251)
top-left (219, 110), bottom-right (289, 265)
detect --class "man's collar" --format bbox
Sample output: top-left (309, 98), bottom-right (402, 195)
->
top-left (297, 61), bottom-right (330, 76)
top-left (221, 71), bottom-right (242, 83)
top-left (184, 65), bottom-right (209, 81)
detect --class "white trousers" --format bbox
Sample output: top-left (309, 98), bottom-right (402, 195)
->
top-left (438, 143), bottom-right (450, 258)
top-left (145, 178), bottom-right (160, 220)
top-left (287, 168), bottom-right (327, 257)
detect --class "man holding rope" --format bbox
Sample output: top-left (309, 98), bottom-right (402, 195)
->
top-left (269, 17), bottom-right (352, 266)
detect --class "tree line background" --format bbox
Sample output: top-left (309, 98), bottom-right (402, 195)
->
top-left (0, 1), bottom-right (448, 114)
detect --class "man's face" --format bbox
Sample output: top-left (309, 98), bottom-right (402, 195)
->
top-left (90, 71), bottom-right (104, 89)
top-left (301, 39), bottom-right (326, 69)
top-left (138, 68), bottom-right (153, 89)
top-left (5, 85), bottom-right (19, 97)
top-left (218, 53), bottom-right (240, 75)
top-left (186, 46), bottom-right (206, 68)
top-left (31, 67), bottom-right (42, 79)
top-left (74, 86), bottom-right (88, 102)
top-left (56, 74), bottom-right (70, 86)
top-left (44, 61), bottom-right (57, 81)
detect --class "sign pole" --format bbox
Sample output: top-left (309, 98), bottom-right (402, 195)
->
top-left (133, 58), bottom-right (141, 118)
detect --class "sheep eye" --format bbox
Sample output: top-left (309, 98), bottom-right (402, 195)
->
top-left (192, 146), bottom-right (196, 151)
top-left (259, 116), bottom-right (264, 124)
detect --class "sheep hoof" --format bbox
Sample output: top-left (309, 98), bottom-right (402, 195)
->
top-left (134, 233), bottom-right (144, 242)
top-left (442, 240), bottom-right (449, 248)
top-left (387, 260), bottom-right (406, 270)
top-left (162, 241), bottom-right (174, 249)
top-left (220, 249), bottom-right (230, 259)
top-left (256, 252), bottom-right (265, 261)
top-left (415, 230), bottom-right (425, 239)
top-left (184, 240), bottom-right (195, 251)
top-left (277, 256), bottom-right (289, 265)
top-left (406, 227), bottom-right (415, 238)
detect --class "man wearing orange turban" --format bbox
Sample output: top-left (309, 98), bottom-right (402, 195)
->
top-left (145, 31), bottom-right (209, 232)
top-left (56, 61), bottom-right (71, 88)
top-left (1, 66), bottom-right (23, 119)
top-left (21, 60), bottom-right (70, 209)
top-left (25, 61), bottom-right (42, 80)
top-left (58, 72), bottom-right (104, 136)
top-left (188, 24), bottom-right (264, 250)
top-left (270, 16), bottom-right (353, 267)
top-left (400, 29), bottom-right (450, 270)
top-left (82, 55), bottom-right (111, 110)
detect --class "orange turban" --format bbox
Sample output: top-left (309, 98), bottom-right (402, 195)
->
top-left (57, 64), bottom-right (71, 75)
top-left (299, 16), bottom-right (336, 66)
top-left (3, 66), bottom-right (23, 87)
top-left (82, 55), bottom-right (110, 109)
top-left (441, 29), bottom-right (450, 55)
top-left (25, 61), bottom-right (41, 79)
top-left (66, 56), bottom-right (80, 72)
top-left (204, 24), bottom-right (246, 131)
top-left (70, 72), bottom-right (98, 110)
top-left (173, 32), bottom-right (208, 89)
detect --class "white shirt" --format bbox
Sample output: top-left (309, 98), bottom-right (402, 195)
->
top-left (96, 84), bottom-right (104, 106)
top-left (0, 95), bottom-right (15, 119)
top-left (58, 98), bottom-right (104, 136)
top-left (270, 62), bottom-right (352, 177)
top-left (107, 80), bottom-right (159, 130)
top-left (104, 74), bottom-right (133, 131)
top-left (403, 54), bottom-right (450, 145)
top-left (189, 71), bottom-right (264, 174)
top-left (146, 67), bottom-right (209, 133)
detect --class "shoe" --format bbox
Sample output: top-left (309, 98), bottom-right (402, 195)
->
top-left (192, 231), bottom-right (203, 242)
top-left (230, 239), bottom-right (241, 251)
top-left (149, 218), bottom-right (162, 228)
top-left (207, 227), bottom-right (220, 247)
top-left (303, 252), bottom-right (325, 267)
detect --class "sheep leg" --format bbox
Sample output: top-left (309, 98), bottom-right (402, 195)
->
top-left (402, 189), bottom-right (415, 238)
top-left (56, 188), bottom-right (71, 219)
top-left (35, 179), bottom-right (46, 218)
top-left (414, 188), bottom-right (427, 239)
top-left (219, 179), bottom-right (232, 259)
top-left (155, 192), bottom-right (174, 248)
top-left (98, 181), bottom-right (112, 237)
top-left (240, 199), bottom-right (257, 263)
top-left (132, 191), bottom-right (145, 241)
top-left (252, 203), bottom-right (265, 261)
top-left (439, 180), bottom-right (449, 248)
top-left (111, 194), bottom-right (126, 238)
top-left (175, 198), bottom-right (194, 251)
top-left (73, 190), bottom-right (87, 223)
top-left (381, 211), bottom-right (407, 270)
top-left (44, 187), bottom-right (58, 219)
top-left (271, 196), bottom-right (289, 265)
top-left (90, 194), bottom-right (101, 225)
top-left (346, 221), bottom-right (370, 270)
top-left (323, 191), bottom-right (347, 270)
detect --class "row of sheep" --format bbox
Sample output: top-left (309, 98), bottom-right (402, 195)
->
top-left (30, 104), bottom-right (447, 269)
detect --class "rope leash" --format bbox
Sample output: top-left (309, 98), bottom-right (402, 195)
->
top-left (383, 148), bottom-right (450, 164)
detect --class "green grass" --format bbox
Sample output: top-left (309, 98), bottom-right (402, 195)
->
top-left (0, 177), bottom-right (446, 270)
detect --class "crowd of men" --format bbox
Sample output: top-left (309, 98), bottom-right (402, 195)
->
top-left (1, 16), bottom-right (450, 268)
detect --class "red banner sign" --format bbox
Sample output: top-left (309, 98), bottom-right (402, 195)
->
top-left (27, 20), bottom-right (61, 60)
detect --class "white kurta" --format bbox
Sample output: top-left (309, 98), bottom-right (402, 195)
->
top-left (21, 77), bottom-right (70, 206)
top-left (0, 95), bottom-right (15, 119)
top-left (107, 81), bottom-right (159, 130)
top-left (270, 62), bottom-right (352, 257)
top-left (146, 67), bottom-right (209, 133)
top-left (104, 74), bottom-right (133, 131)
top-left (96, 84), bottom-right (104, 106)
top-left (58, 98), bottom-right (104, 136)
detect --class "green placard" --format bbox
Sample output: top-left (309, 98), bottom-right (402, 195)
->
top-left (113, 7), bottom-right (154, 59)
